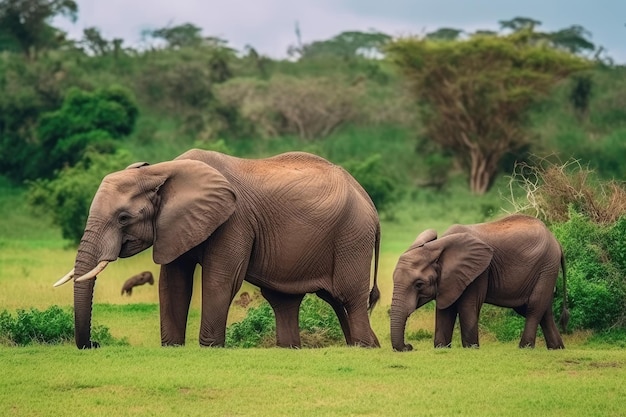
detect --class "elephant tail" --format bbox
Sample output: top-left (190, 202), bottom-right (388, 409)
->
top-left (558, 250), bottom-right (570, 333)
top-left (368, 222), bottom-right (381, 313)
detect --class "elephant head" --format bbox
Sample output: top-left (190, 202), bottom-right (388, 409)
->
top-left (390, 229), bottom-right (493, 351)
top-left (54, 159), bottom-right (236, 348)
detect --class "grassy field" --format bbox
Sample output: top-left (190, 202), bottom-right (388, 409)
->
top-left (1, 176), bottom-right (625, 416)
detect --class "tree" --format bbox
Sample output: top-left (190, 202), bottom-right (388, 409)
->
top-left (289, 30), bottom-right (391, 60)
top-left (388, 32), bottom-right (589, 194)
top-left (0, 0), bottom-right (77, 58)
top-left (425, 28), bottom-right (463, 41)
top-left (148, 23), bottom-right (203, 49)
top-left (24, 85), bottom-right (138, 179)
top-left (80, 27), bottom-right (111, 55)
top-left (499, 17), bottom-right (596, 57)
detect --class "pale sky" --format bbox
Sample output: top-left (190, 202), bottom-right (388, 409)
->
top-left (54, 0), bottom-right (625, 63)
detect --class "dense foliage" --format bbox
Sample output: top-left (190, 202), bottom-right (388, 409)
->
top-left (0, 305), bottom-right (124, 346)
top-left (552, 213), bottom-right (626, 331)
top-left (27, 149), bottom-right (134, 243)
top-left (388, 31), bottom-right (589, 194)
top-left (226, 295), bottom-right (343, 348)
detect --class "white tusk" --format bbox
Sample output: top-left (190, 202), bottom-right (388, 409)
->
top-left (74, 261), bottom-right (110, 282)
top-left (53, 268), bottom-right (75, 287)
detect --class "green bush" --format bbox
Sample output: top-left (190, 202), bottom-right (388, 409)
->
top-left (27, 149), bottom-right (135, 244)
top-left (226, 295), bottom-right (344, 348)
top-left (551, 212), bottom-right (626, 331)
top-left (0, 305), bottom-right (125, 346)
top-left (27, 85), bottom-right (139, 179)
top-left (480, 306), bottom-right (526, 342)
top-left (342, 154), bottom-right (400, 215)
top-left (406, 329), bottom-right (433, 343)
top-left (226, 302), bottom-right (275, 348)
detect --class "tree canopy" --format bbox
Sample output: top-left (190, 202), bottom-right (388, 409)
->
top-left (388, 31), bottom-right (590, 194)
top-left (0, 0), bottom-right (77, 58)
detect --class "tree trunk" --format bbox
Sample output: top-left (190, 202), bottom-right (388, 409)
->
top-left (468, 150), bottom-right (498, 195)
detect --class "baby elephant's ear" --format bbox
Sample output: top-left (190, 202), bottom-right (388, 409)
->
top-left (126, 162), bottom-right (150, 169)
top-left (424, 233), bottom-right (493, 310)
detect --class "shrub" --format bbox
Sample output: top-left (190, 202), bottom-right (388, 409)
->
top-left (226, 294), bottom-right (344, 348)
top-left (508, 158), bottom-right (626, 225)
top-left (551, 212), bottom-right (626, 331)
top-left (217, 75), bottom-right (362, 140)
top-left (480, 306), bottom-right (526, 342)
top-left (30, 85), bottom-right (139, 179)
top-left (298, 295), bottom-right (343, 346)
top-left (406, 329), bottom-right (433, 343)
top-left (226, 302), bottom-right (275, 348)
top-left (0, 305), bottom-right (125, 346)
top-left (342, 154), bottom-right (400, 215)
top-left (27, 149), bottom-right (135, 244)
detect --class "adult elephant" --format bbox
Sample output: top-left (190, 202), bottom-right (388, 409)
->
top-left (390, 214), bottom-right (568, 351)
top-left (54, 149), bottom-right (381, 349)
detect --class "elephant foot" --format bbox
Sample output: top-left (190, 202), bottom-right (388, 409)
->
top-left (199, 339), bottom-right (225, 348)
top-left (78, 341), bottom-right (100, 349)
top-left (353, 340), bottom-right (380, 348)
top-left (393, 343), bottom-right (413, 352)
top-left (547, 345), bottom-right (565, 350)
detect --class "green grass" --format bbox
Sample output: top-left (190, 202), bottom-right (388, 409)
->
top-left (0, 343), bottom-right (624, 416)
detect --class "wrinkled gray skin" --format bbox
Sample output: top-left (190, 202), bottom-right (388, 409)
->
top-left (65, 149), bottom-right (380, 349)
top-left (390, 214), bottom-right (568, 351)
top-left (121, 271), bottom-right (154, 296)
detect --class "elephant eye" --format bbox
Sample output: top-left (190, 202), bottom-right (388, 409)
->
top-left (414, 281), bottom-right (424, 289)
top-left (118, 212), bottom-right (132, 225)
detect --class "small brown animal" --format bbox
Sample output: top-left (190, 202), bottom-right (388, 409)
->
top-left (121, 271), bottom-right (154, 296)
top-left (233, 291), bottom-right (252, 308)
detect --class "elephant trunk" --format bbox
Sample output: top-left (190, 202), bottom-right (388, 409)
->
top-left (72, 230), bottom-right (106, 349)
top-left (390, 289), bottom-right (414, 352)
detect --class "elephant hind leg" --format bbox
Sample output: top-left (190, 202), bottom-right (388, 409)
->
top-left (316, 290), bottom-right (351, 345)
top-left (540, 308), bottom-right (565, 349)
top-left (344, 302), bottom-right (380, 347)
top-left (261, 288), bottom-right (304, 348)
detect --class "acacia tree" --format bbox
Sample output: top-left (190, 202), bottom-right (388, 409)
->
top-left (388, 31), bottom-right (589, 194)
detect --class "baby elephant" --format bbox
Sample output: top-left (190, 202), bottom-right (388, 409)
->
top-left (121, 271), bottom-right (154, 296)
top-left (390, 214), bottom-right (569, 351)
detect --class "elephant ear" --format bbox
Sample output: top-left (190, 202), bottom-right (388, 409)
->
top-left (150, 159), bottom-right (236, 265)
top-left (126, 161), bottom-right (150, 169)
top-left (408, 229), bottom-right (438, 250)
top-left (424, 233), bottom-right (493, 310)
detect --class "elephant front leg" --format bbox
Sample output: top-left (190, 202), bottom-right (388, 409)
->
top-left (434, 307), bottom-right (457, 348)
top-left (458, 303), bottom-right (481, 348)
top-left (159, 262), bottom-right (195, 346)
top-left (262, 288), bottom-right (304, 348)
top-left (200, 274), bottom-right (245, 347)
